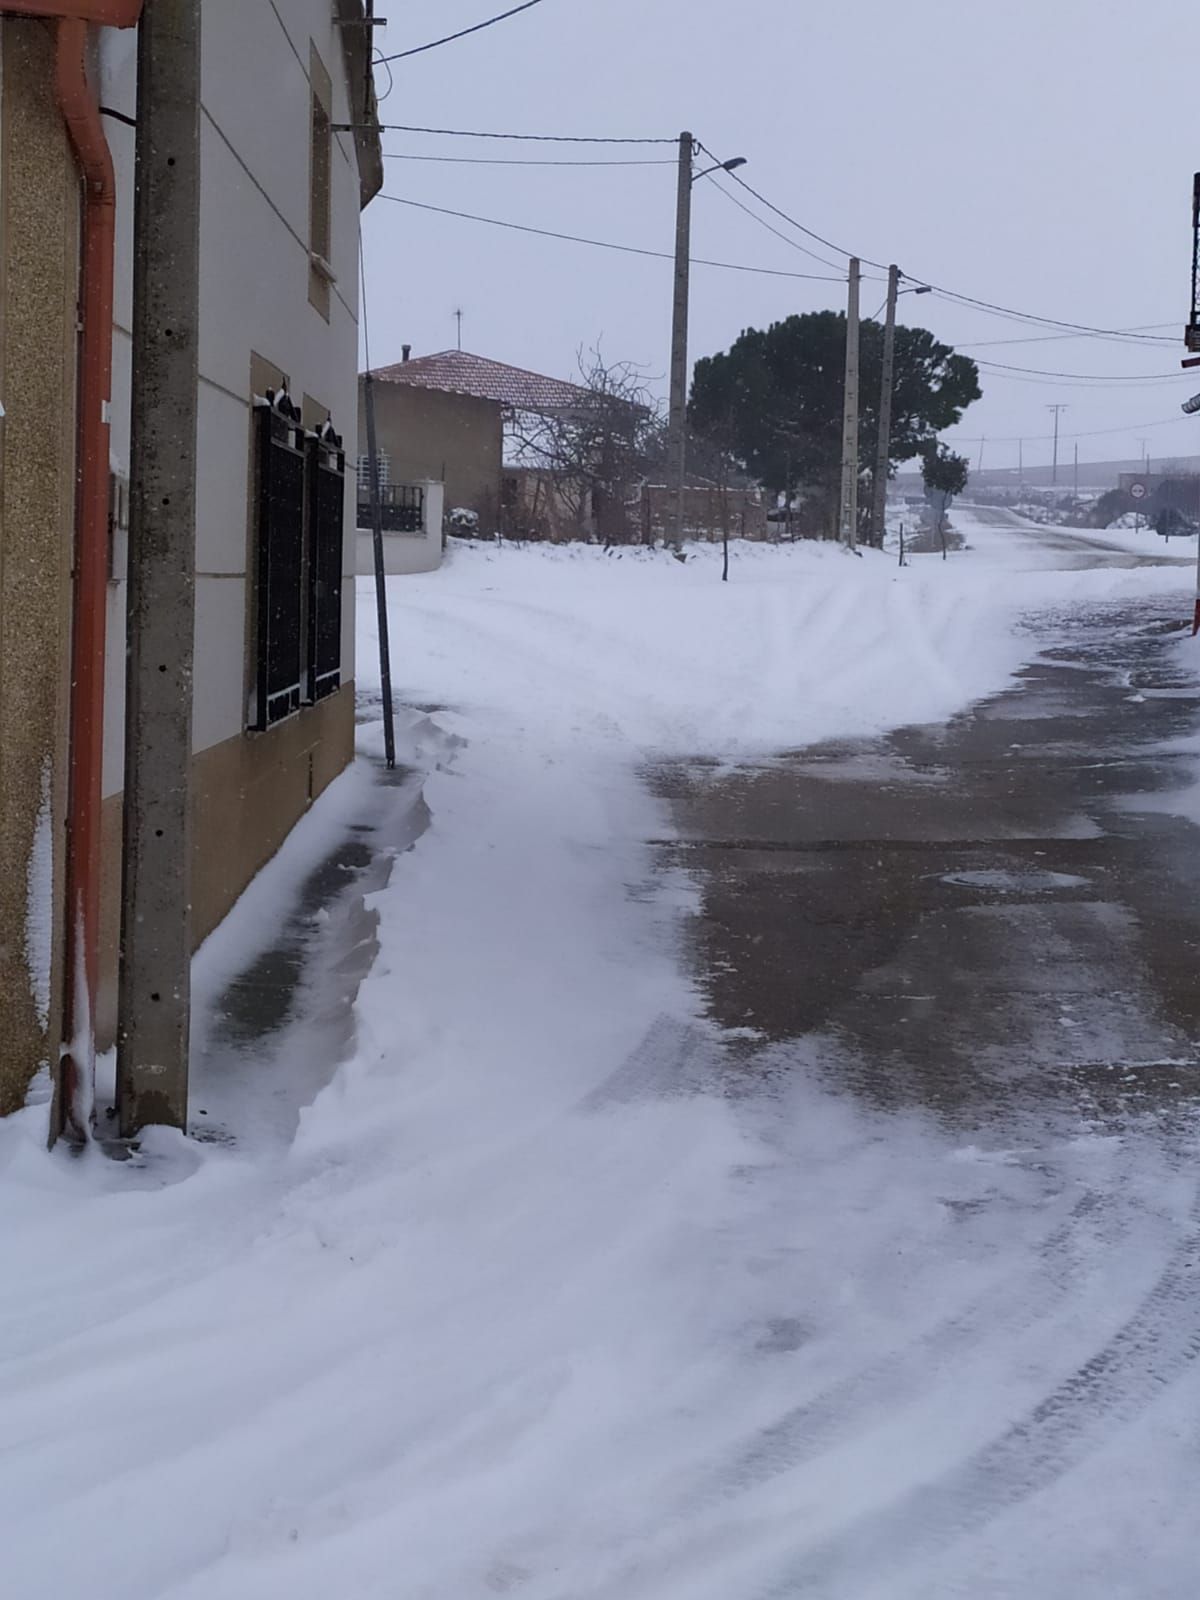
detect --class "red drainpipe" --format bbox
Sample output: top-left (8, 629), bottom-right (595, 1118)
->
top-left (54, 16), bottom-right (118, 1140)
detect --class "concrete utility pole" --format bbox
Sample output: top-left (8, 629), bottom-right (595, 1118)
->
top-left (1073, 441), bottom-right (1079, 496)
top-left (667, 131), bottom-right (694, 550)
top-left (117, 0), bottom-right (201, 1137)
top-left (839, 257), bottom-right (861, 548)
top-left (870, 263), bottom-right (900, 548)
top-left (1047, 404), bottom-right (1068, 486)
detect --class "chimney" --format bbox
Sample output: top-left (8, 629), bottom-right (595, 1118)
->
top-left (401, 344), bottom-right (412, 363)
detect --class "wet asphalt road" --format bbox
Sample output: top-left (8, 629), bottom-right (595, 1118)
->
top-left (633, 529), bottom-right (1200, 1592)
top-left (657, 545), bottom-right (1200, 1135)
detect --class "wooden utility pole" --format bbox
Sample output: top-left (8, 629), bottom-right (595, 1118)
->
top-left (839, 257), bottom-right (861, 548)
top-left (1047, 404), bottom-right (1067, 486)
top-left (869, 264), bottom-right (900, 548)
top-left (116, 0), bottom-right (201, 1136)
top-left (667, 131), bottom-right (694, 550)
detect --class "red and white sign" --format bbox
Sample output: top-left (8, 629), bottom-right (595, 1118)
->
top-left (1129, 481), bottom-right (1148, 501)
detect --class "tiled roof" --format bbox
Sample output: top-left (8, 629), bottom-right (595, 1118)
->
top-left (367, 350), bottom-right (593, 412)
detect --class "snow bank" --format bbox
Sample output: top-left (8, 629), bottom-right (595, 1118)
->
top-left (359, 535), bottom-right (1187, 762)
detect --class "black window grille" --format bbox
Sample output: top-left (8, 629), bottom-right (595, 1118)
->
top-left (253, 390), bottom-right (307, 730)
top-left (307, 421), bottom-right (345, 706)
top-left (356, 481), bottom-right (425, 534)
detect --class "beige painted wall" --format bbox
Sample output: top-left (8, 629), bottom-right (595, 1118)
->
top-left (96, 683), bottom-right (355, 1049)
top-left (0, 22), bottom-right (78, 1115)
top-left (359, 380), bottom-right (503, 531)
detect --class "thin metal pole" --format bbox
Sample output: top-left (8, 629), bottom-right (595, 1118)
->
top-left (117, 0), bottom-right (201, 1137)
top-left (363, 372), bottom-right (397, 769)
top-left (667, 131), bottom-right (693, 550)
top-left (870, 263), bottom-right (899, 548)
top-left (839, 257), bottom-right (861, 547)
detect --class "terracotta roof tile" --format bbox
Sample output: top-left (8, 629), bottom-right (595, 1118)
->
top-left (368, 350), bottom-right (592, 411)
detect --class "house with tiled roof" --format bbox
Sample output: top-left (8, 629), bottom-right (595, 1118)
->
top-left (358, 348), bottom-right (599, 537)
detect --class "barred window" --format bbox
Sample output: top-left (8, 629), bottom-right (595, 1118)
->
top-left (250, 391), bottom-right (344, 730)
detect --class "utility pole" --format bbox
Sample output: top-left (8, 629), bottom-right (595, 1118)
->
top-left (1073, 441), bottom-right (1079, 496)
top-left (870, 263), bottom-right (900, 548)
top-left (117, 0), bottom-right (201, 1137)
top-left (977, 437), bottom-right (986, 475)
top-left (1047, 404), bottom-right (1067, 486)
top-left (839, 257), bottom-right (861, 548)
top-left (1138, 437), bottom-right (1151, 477)
top-left (667, 131), bottom-right (694, 550)
top-left (1018, 437), bottom-right (1024, 485)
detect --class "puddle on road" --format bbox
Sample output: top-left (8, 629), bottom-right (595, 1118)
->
top-left (939, 868), bottom-right (1091, 894)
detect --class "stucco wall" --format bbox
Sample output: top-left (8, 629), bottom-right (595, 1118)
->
top-left (91, 3), bottom-right (369, 1041)
top-left (360, 381), bottom-right (504, 532)
top-left (0, 21), bottom-right (78, 1114)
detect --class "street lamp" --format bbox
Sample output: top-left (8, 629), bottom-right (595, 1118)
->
top-left (692, 155), bottom-right (748, 185)
top-left (869, 282), bottom-right (931, 321)
top-left (667, 136), bottom-right (748, 550)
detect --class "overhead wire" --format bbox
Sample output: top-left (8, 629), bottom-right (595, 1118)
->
top-left (974, 358), bottom-right (1183, 383)
top-left (699, 171), bottom-right (846, 272)
top-left (949, 413), bottom-right (1193, 446)
top-left (693, 139), bottom-right (1177, 347)
top-left (382, 151), bottom-right (675, 167)
top-left (377, 0), bottom-right (550, 64)
top-left (372, 48), bottom-right (395, 103)
top-left (375, 191), bottom-right (847, 282)
top-left (367, 123), bottom-right (674, 144)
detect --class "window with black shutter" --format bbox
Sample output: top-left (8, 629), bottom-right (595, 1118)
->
top-left (307, 421), bottom-right (344, 705)
top-left (252, 390), bottom-right (307, 730)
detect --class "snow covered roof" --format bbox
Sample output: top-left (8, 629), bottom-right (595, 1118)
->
top-left (367, 350), bottom-right (594, 413)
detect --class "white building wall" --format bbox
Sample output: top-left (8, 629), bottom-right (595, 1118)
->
top-left (356, 482), bottom-right (446, 576)
top-left (99, 2), bottom-right (364, 798)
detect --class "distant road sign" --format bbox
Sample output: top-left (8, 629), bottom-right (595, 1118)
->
top-left (1130, 481), bottom-right (1148, 500)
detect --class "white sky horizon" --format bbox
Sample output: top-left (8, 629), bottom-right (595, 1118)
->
top-left (360, 0), bottom-right (1199, 476)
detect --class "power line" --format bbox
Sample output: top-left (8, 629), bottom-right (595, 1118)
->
top-left (696, 143), bottom-right (866, 270)
top-left (382, 151), bottom-right (675, 167)
top-left (692, 139), bottom-right (1178, 348)
top-left (959, 324), bottom-right (1178, 351)
top-left (375, 191), bottom-right (847, 282)
top-left (699, 171), bottom-right (846, 272)
top-left (949, 413), bottom-right (1194, 446)
top-left (364, 123), bottom-right (674, 144)
top-left (377, 0), bottom-right (550, 64)
top-left (927, 287), bottom-right (1177, 344)
top-left (975, 357), bottom-right (1182, 383)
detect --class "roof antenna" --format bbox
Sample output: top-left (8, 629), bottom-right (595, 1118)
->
top-left (454, 307), bottom-right (463, 351)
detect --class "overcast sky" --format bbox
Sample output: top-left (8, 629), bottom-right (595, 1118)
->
top-left (360, 0), bottom-right (1198, 474)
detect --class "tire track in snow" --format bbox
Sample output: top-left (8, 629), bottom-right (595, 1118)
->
top-left (753, 1169), bottom-right (1200, 1597)
top-left (702, 1181), bottom-right (1131, 1504)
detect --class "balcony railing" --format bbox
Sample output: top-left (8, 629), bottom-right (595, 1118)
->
top-left (357, 482), bottom-right (425, 534)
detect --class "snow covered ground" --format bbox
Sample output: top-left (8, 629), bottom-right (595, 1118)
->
top-left (2, 523), bottom-right (1198, 1598)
